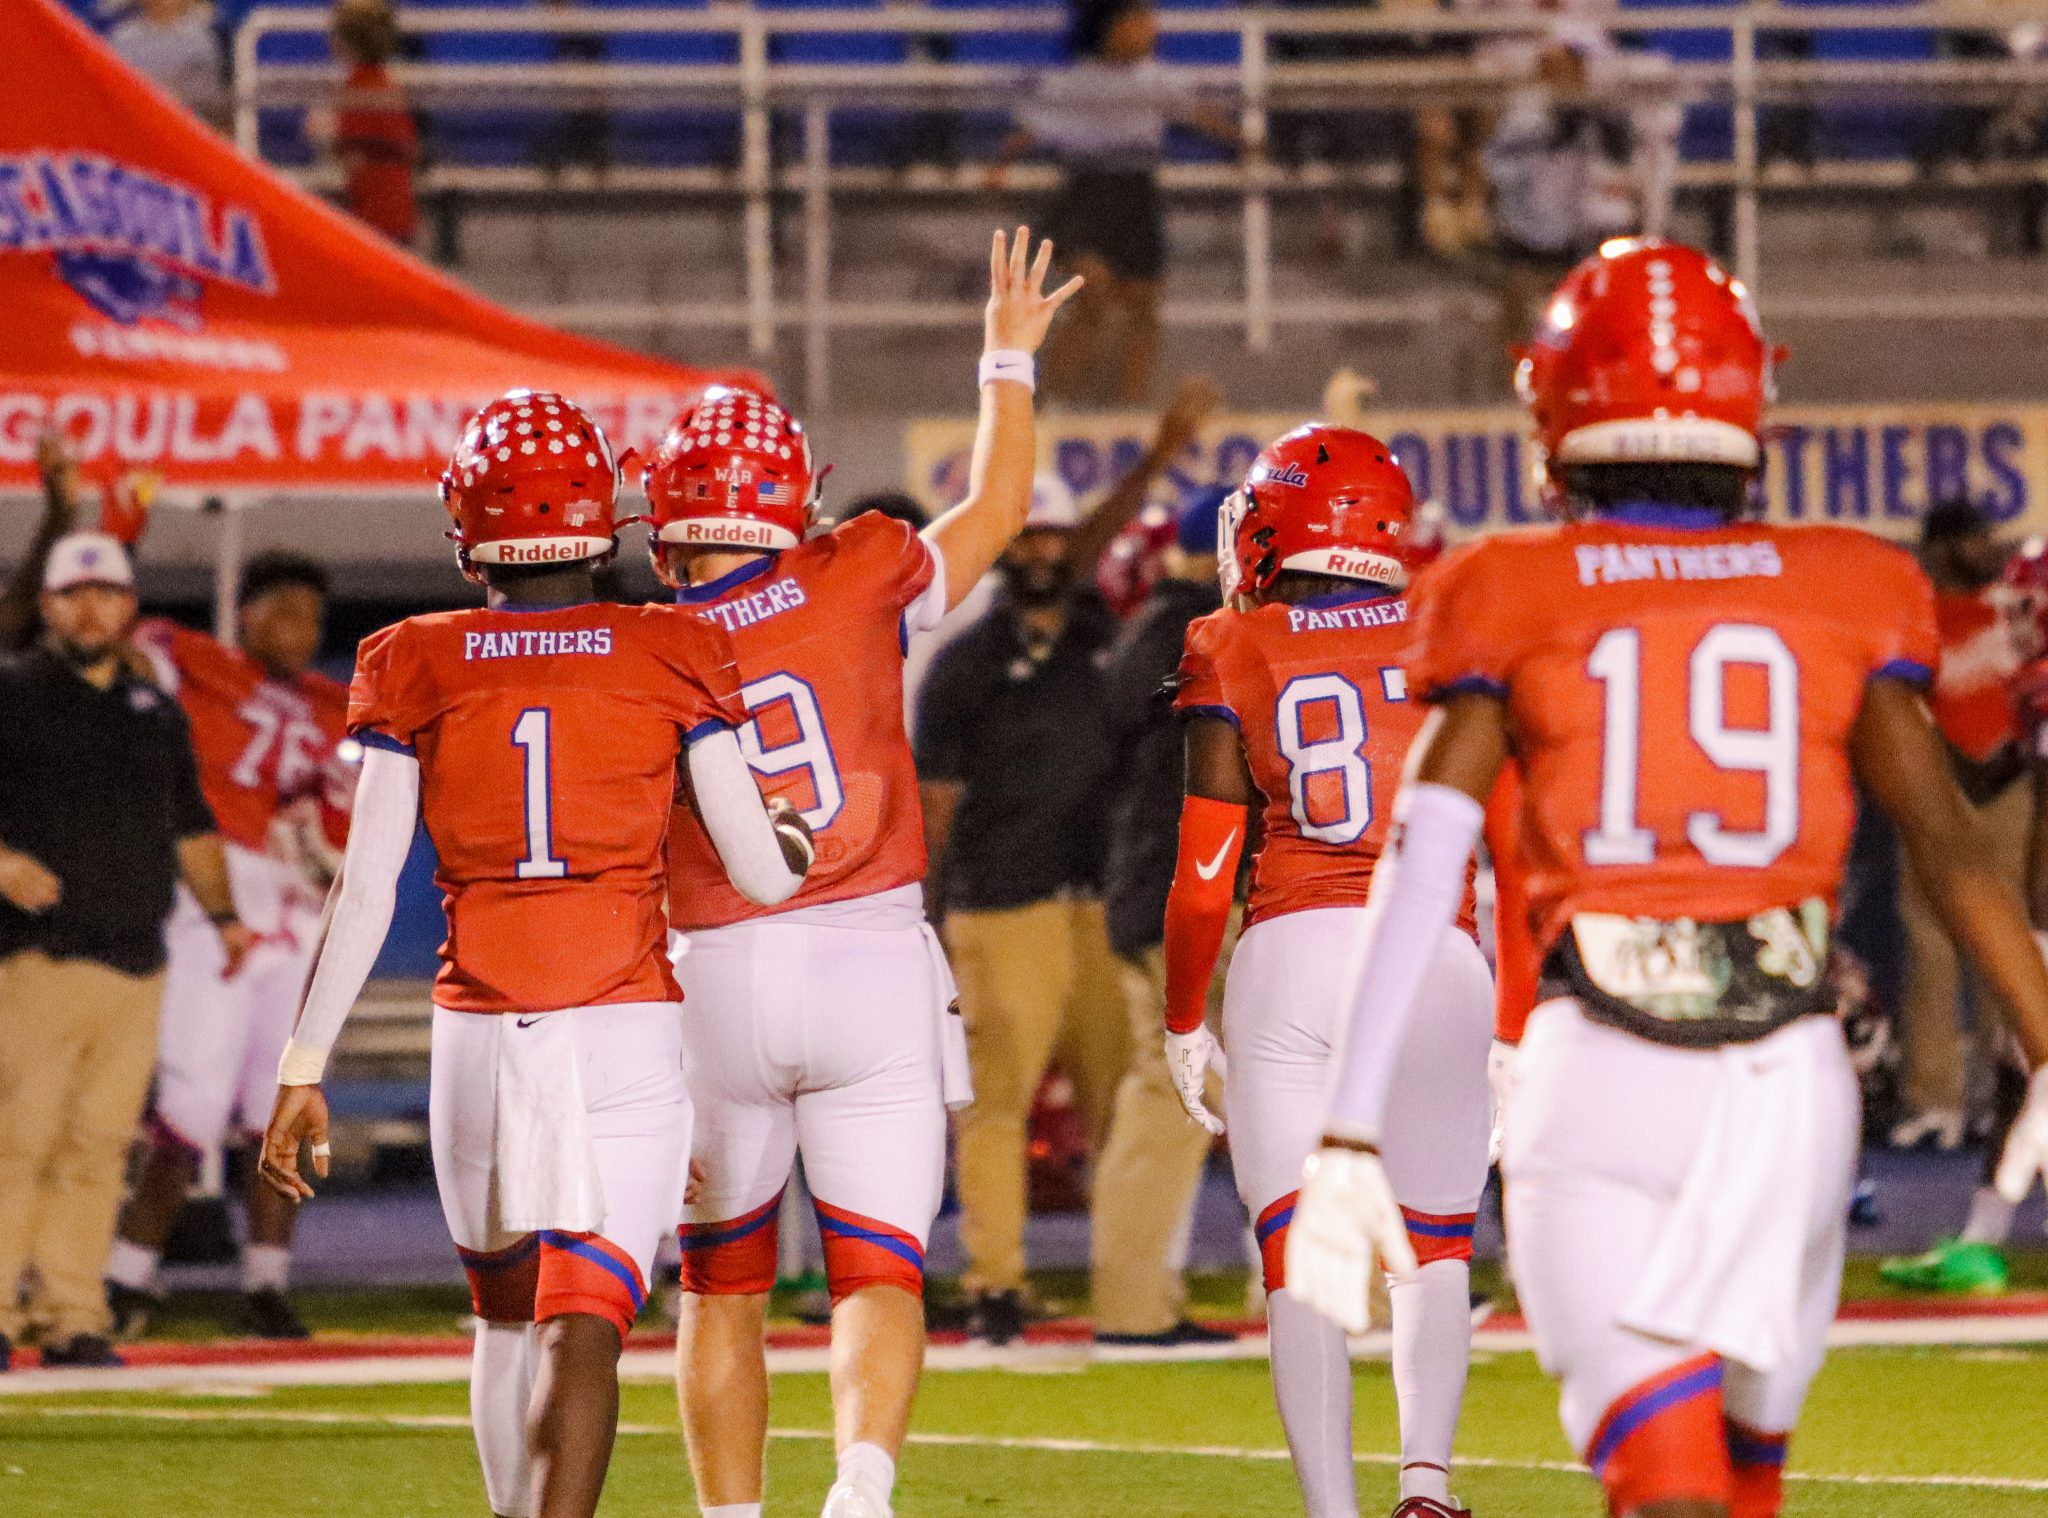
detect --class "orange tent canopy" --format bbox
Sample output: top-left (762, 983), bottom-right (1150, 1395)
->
top-left (0, 0), bottom-right (747, 494)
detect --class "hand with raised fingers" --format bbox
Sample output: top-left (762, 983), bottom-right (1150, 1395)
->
top-left (259, 1082), bottom-right (332, 1202)
top-left (985, 225), bottom-right (1085, 357)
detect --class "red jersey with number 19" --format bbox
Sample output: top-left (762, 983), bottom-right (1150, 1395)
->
top-left (1406, 517), bottom-right (1939, 956)
top-left (348, 603), bottom-right (748, 1014)
top-left (665, 513), bottom-right (944, 931)
top-left (1176, 589), bottom-right (1475, 933)
top-left (135, 619), bottom-right (349, 852)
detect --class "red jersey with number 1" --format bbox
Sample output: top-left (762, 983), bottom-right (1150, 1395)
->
top-left (349, 603), bottom-right (747, 1014)
top-left (135, 619), bottom-right (348, 853)
top-left (667, 513), bottom-right (944, 930)
top-left (1176, 590), bottom-right (1475, 933)
top-left (1406, 517), bottom-right (1939, 956)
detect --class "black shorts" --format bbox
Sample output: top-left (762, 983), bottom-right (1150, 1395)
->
top-left (1045, 164), bottom-right (1165, 283)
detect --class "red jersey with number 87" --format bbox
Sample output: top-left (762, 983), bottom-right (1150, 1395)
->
top-left (135, 619), bottom-right (348, 853)
top-left (349, 603), bottom-right (747, 1014)
top-left (1406, 517), bottom-right (1939, 956)
top-left (666, 513), bottom-right (945, 931)
top-left (1176, 590), bottom-right (1474, 932)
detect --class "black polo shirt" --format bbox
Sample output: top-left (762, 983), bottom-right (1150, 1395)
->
top-left (0, 647), bottom-right (216, 976)
top-left (915, 591), bottom-right (1121, 914)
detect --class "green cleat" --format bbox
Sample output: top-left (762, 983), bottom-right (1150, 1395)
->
top-left (1877, 1238), bottom-right (2010, 1295)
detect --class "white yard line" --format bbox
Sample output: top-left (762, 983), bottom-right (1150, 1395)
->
top-left (12, 1406), bottom-right (2048, 1494)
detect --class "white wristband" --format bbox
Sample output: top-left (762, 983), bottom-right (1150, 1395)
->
top-left (979, 349), bottom-right (1035, 392)
top-left (277, 1039), bottom-right (329, 1087)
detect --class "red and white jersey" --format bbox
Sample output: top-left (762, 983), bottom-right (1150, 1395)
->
top-left (667, 513), bottom-right (946, 931)
top-left (136, 619), bottom-right (348, 854)
top-left (1176, 590), bottom-right (1475, 932)
top-left (349, 602), bottom-right (747, 1014)
top-left (1407, 514), bottom-right (1939, 956)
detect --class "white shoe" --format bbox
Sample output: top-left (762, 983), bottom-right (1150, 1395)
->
top-left (1890, 1108), bottom-right (1966, 1152)
top-left (821, 1478), bottom-right (892, 1518)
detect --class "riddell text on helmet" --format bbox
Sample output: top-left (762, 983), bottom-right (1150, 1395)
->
top-left (494, 539), bottom-right (602, 564)
top-left (686, 519), bottom-right (785, 547)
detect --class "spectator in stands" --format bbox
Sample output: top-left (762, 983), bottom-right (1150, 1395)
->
top-left (315, 0), bottom-right (419, 247)
top-left (1892, 500), bottom-right (2029, 1151)
top-left (108, 0), bottom-right (228, 131)
top-left (994, 0), bottom-right (1241, 402)
top-left (916, 377), bottom-right (1217, 1344)
top-left (0, 536), bottom-right (250, 1371)
top-left (1090, 487), bottom-right (1229, 1345)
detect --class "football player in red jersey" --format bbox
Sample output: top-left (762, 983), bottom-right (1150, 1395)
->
top-left (105, 552), bottom-right (349, 1339)
top-left (1286, 240), bottom-right (2048, 1518)
top-left (259, 392), bottom-right (813, 1518)
top-left (641, 229), bottom-right (1076, 1518)
top-left (1161, 428), bottom-right (1491, 1518)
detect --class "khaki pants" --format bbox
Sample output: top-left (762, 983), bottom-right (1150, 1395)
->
top-left (1899, 777), bottom-right (2033, 1114)
top-left (0, 951), bottom-right (164, 1340)
top-left (948, 898), bottom-right (1129, 1296)
top-left (1089, 946), bottom-right (1222, 1334)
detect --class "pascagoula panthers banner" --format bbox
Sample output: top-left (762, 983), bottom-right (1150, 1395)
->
top-left (1, 0), bottom-right (755, 493)
top-left (906, 405), bottom-right (2046, 540)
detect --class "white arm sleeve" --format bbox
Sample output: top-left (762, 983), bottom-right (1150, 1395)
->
top-left (687, 726), bottom-right (805, 907)
top-left (1324, 782), bottom-right (1487, 1143)
top-left (277, 746), bottom-right (420, 1085)
top-left (905, 535), bottom-right (950, 637)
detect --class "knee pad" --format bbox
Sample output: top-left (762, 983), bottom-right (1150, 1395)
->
top-left (458, 1236), bottom-right (540, 1324)
top-left (1725, 1420), bottom-right (1788, 1518)
top-left (1254, 1192), bottom-right (1297, 1294)
top-left (1585, 1356), bottom-right (1731, 1516)
top-left (535, 1230), bottom-right (646, 1339)
top-left (1399, 1207), bottom-right (1477, 1268)
top-left (678, 1191), bottom-right (782, 1296)
top-left (815, 1200), bottom-right (924, 1304)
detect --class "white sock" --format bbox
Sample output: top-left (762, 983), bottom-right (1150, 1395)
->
top-left (837, 1441), bottom-right (896, 1499)
top-left (471, 1321), bottom-right (539, 1518)
top-left (105, 1238), bottom-right (161, 1293)
top-left (242, 1244), bottom-right (291, 1295)
top-left (1962, 1186), bottom-right (2017, 1246)
top-left (703, 1507), bottom-right (763, 1518)
top-left (1388, 1258), bottom-right (1471, 1504)
top-left (1267, 1288), bottom-right (1358, 1518)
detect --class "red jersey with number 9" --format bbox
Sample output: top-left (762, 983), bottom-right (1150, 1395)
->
top-left (666, 513), bottom-right (943, 931)
top-left (348, 602), bottom-right (747, 1013)
top-left (1176, 590), bottom-right (1474, 932)
top-left (1406, 516), bottom-right (1939, 955)
top-left (135, 619), bottom-right (349, 852)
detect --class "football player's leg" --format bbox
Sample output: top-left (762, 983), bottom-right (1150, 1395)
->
top-left (108, 902), bottom-right (251, 1301)
top-left (430, 1009), bottom-right (540, 1518)
top-left (796, 925), bottom-right (951, 1516)
top-left (1505, 1004), bottom-right (1729, 1518)
top-left (529, 1002), bottom-right (692, 1518)
top-left (1377, 928), bottom-right (1494, 1508)
top-left (1222, 915), bottom-right (1358, 1518)
top-left (1720, 1034), bottom-right (1860, 1518)
top-left (948, 903), bottom-right (1073, 1304)
top-left (232, 941), bottom-right (318, 1306)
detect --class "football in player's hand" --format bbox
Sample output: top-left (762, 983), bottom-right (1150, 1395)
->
top-left (769, 797), bottom-right (816, 876)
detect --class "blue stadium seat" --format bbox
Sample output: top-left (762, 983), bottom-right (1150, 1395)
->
top-left (1792, 0), bottom-right (1934, 160)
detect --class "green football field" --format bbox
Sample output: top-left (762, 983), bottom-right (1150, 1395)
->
top-left (3, 1342), bottom-right (2046, 1516)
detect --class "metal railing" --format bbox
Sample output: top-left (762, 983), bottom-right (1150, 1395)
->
top-left (234, 4), bottom-right (2048, 403)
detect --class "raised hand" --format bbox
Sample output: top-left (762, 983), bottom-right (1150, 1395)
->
top-left (984, 225), bottom-right (1084, 357)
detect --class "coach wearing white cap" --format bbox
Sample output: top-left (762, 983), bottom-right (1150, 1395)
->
top-left (0, 534), bottom-right (250, 1370)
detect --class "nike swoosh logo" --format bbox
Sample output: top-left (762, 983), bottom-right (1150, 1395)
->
top-left (1194, 831), bottom-right (1239, 881)
top-left (516, 1016), bottom-right (542, 1029)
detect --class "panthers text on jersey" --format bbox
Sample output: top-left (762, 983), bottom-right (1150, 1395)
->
top-left (1407, 513), bottom-right (1940, 954)
top-left (666, 513), bottom-right (944, 930)
top-left (1176, 587), bottom-right (1475, 933)
top-left (136, 619), bottom-right (348, 853)
top-left (349, 602), bottom-right (747, 1013)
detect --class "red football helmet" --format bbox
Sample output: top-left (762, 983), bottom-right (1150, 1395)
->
top-left (440, 390), bottom-right (621, 568)
top-left (1998, 536), bottom-right (2048, 664)
top-left (1224, 424), bottom-right (1417, 599)
top-left (1515, 238), bottom-right (1777, 482)
top-left (643, 386), bottom-right (819, 553)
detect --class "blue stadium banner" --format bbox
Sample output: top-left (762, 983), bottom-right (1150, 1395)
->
top-left (906, 405), bottom-right (2042, 538)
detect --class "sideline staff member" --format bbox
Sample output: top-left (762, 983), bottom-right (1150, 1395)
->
top-left (0, 534), bottom-right (251, 1369)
